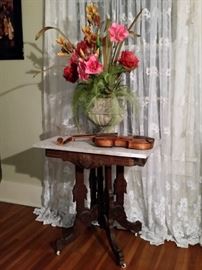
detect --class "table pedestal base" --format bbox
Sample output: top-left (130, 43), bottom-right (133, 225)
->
top-left (55, 165), bottom-right (142, 268)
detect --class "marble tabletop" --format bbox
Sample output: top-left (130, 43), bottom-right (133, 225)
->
top-left (33, 136), bottom-right (155, 159)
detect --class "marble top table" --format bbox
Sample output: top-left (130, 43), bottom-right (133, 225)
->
top-left (34, 136), bottom-right (154, 268)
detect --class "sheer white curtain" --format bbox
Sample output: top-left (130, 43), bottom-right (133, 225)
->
top-left (34, 0), bottom-right (202, 247)
top-left (124, 0), bottom-right (202, 247)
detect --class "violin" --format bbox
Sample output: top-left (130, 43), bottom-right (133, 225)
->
top-left (56, 133), bottom-right (154, 150)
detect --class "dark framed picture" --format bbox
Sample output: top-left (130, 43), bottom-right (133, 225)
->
top-left (0, 0), bottom-right (24, 60)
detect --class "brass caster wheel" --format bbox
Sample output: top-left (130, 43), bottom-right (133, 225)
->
top-left (56, 250), bottom-right (61, 256)
top-left (120, 262), bottom-right (127, 269)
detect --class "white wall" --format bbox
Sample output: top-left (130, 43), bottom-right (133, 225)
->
top-left (0, 0), bottom-right (44, 207)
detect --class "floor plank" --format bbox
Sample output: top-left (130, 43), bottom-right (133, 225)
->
top-left (0, 202), bottom-right (201, 270)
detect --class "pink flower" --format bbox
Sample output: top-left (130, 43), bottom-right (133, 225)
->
top-left (108, 23), bottom-right (129, 43)
top-left (119, 50), bottom-right (139, 70)
top-left (78, 59), bottom-right (89, 81)
top-left (85, 55), bottom-right (103, 74)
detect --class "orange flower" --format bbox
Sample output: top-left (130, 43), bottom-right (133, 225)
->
top-left (56, 36), bottom-right (74, 55)
top-left (86, 3), bottom-right (98, 17)
top-left (86, 3), bottom-right (100, 26)
top-left (82, 26), bottom-right (97, 44)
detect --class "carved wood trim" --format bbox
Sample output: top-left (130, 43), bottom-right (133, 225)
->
top-left (45, 149), bottom-right (147, 168)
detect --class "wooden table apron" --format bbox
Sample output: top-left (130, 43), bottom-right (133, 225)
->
top-left (45, 148), bottom-right (148, 267)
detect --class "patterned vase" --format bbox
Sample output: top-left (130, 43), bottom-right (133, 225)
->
top-left (87, 97), bottom-right (125, 132)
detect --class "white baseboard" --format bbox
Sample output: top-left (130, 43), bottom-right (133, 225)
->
top-left (0, 180), bottom-right (42, 207)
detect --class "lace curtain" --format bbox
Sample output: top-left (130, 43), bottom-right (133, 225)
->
top-left (34, 0), bottom-right (202, 247)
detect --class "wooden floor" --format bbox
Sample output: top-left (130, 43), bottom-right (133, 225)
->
top-left (0, 202), bottom-right (201, 270)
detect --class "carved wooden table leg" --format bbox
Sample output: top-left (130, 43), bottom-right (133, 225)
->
top-left (96, 167), bottom-right (105, 228)
top-left (56, 165), bottom-right (92, 255)
top-left (89, 168), bottom-right (97, 208)
top-left (103, 166), bottom-right (126, 268)
top-left (113, 165), bottom-right (142, 234)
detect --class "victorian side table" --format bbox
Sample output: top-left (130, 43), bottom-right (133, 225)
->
top-left (34, 137), bottom-right (153, 268)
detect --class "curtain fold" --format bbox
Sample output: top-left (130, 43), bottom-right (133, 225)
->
top-left (34, 0), bottom-right (202, 247)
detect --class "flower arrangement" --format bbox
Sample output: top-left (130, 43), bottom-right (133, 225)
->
top-left (36, 2), bottom-right (142, 130)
